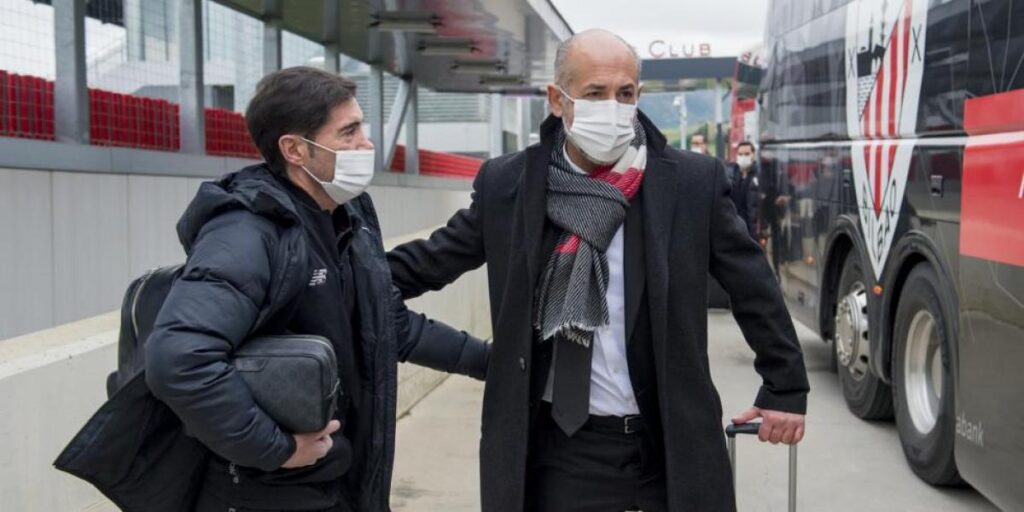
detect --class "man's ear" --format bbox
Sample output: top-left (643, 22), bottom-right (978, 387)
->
top-left (636, 82), bottom-right (644, 102)
top-left (279, 135), bottom-right (306, 167)
top-left (547, 83), bottom-right (564, 118)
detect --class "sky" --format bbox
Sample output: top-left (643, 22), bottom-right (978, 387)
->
top-left (552, 0), bottom-right (768, 59)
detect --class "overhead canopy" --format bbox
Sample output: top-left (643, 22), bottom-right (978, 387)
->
top-left (640, 57), bottom-right (737, 92)
top-left (215, 0), bottom-right (572, 94)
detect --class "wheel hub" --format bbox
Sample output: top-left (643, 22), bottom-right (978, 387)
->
top-left (835, 283), bottom-right (871, 381)
top-left (904, 310), bottom-right (942, 434)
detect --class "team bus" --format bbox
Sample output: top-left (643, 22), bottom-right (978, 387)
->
top-left (753, 0), bottom-right (1023, 509)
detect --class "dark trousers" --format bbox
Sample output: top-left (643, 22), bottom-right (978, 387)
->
top-left (193, 488), bottom-right (352, 512)
top-left (527, 404), bottom-right (668, 512)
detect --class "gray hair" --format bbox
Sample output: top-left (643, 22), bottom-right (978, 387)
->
top-left (554, 31), bottom-right (643, 89)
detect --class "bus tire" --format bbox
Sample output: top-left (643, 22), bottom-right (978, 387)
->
top-left (835, 255), bottom-right (894, 420)
top-left (892, 264), bottom-right (962, 485)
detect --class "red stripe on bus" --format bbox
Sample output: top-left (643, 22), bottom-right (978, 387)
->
top-left (961, 94), bottom-right (1024, 267)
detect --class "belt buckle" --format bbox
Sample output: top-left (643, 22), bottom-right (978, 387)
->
top-left (623, 416), bottom-right (639, 434)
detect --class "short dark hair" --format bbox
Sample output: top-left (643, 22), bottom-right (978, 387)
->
top-left (246, 66), bottom-right (358, 172)
top-left (736, 141), bottom-right (756, 152)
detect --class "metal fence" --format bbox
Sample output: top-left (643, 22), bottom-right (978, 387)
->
top-left (0, 0), bottom-right (56, 140)
top-left (0, 0), bottom-right (491, 169)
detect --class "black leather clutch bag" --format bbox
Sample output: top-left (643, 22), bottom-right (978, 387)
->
top-left (232, 335), bottom-right (340, 434)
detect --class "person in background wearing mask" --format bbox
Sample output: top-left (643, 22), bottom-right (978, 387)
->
top-left (689, 133), bottom-right (708, 154)
top-left (727, 141), bottom-right (762, 241)
top-left (387, 29), bottom-right (809, 512)
top-left (140, 67), bottom-right (489, 511)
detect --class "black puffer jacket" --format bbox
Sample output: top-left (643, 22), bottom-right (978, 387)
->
top-left (55, 165), bottom-right (489, 511)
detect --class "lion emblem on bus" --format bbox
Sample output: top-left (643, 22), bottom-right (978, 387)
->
top-left (845, 0), bottom-right (929, 279)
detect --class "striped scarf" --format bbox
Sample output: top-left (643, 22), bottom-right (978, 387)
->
top-left (534, 119), bottom-right (647, 347)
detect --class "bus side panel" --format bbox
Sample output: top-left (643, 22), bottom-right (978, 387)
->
top-left (762, 147), bottom-right (823, 331)
top-left (955, 95), bottom-right (1024, 511)
top-left (951, 0), bottom-right (1024, 507)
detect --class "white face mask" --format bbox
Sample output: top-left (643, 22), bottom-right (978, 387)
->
top-left (736, 155), bottom-right (754, 168)
top-left (301, 138), bottom-right (375, 205)
top-left (558, 86), bottom-right (637, 164)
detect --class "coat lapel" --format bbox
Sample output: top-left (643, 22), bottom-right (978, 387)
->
top-left (624, 191), bottom-right (645, 344)
top-left (522, 144), bottom-right (550, 286)
top-left (640, 156), bottom-right (678, 363)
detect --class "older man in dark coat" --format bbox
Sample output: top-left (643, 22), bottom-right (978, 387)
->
top-left (388, 29), bottom-right (809, 512)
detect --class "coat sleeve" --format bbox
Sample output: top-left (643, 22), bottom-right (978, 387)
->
top-left (391, 285), bottom-right (490, 380)
top-left (145, 210), bottom-right (296, 472)
top-left (708, 159), bottom-right (810, 414)
top-left (386, 160), bottom-right (489, 299)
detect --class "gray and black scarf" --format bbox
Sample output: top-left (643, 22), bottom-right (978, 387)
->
top-left (534, 120), bottom-right (648, 347)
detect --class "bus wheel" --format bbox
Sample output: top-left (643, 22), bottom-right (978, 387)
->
top-left (892, 264), bottom-right (961, 485)
top-left (834, 255), bottom-right (894, 419)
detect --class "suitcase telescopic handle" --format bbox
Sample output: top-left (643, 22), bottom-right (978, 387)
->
top-left (725, 421), bottom-right (762, 437)
top-left (725, 421), bottom-right (797, 512)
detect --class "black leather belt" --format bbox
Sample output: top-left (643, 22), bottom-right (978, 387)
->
top-left (586, 412), bottom-right (645, 435)
top-left (540, 402), bottom-right (644, 435)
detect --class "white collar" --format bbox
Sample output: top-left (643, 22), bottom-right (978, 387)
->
top-left (563, 146), bottom-right (588, 175)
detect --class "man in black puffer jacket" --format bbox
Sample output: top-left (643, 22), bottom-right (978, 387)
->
top-left (55, 67), bottom-right (489, 512)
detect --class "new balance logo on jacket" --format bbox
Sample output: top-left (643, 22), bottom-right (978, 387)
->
top-left (309, 268), bottom-right (328, 287)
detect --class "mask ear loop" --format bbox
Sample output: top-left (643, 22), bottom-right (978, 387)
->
top-left (556, 85), bottom-right (577, 105)
top-left (298, 137), bottom-right (336, 184)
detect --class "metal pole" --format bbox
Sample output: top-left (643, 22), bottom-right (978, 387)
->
top-left (789, 444), bottom-right (798, 512)
top-left (324, 43), bottom-right (340, 74)
top-left (262, 0), bottom-right (282, 75)
top-left (369, 65), bottom-right (385, 172)
top-left (53, 0), bottom-right (89, 144)
top-left (263, 21), bottom-right (282, 74)
top-left (714, 79), bottom-right (724, 158)
top-left (489, 93), bottom-right (504, 158)
top-left (125, 0), bottom-right (143, 61)
top-left (677, 93), bottom-right (687, 150)
top-left (405, 81), bottom-right (419, 175)
top-left (322, 0), bottom-right (340, 73)
top-left (383, 79), bottom-right (410, 169)
top-left (728, 436), bottom-right (736, 489)
top-left (178, 0), bottom-right (205, 154)
top-left (518, 97), bottom-right (531, 150)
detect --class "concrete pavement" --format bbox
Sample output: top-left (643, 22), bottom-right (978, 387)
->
top-left (391, 311), bottom-right (999, 511)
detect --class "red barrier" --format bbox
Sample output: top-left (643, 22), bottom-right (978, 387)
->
top-left (0, 73), bottom-right (55, 141)
top-left (88, 88), bottom-right (180, 151)
top-left (2, 69), bottom-right (482, 176)
top-left (205, 107), bottom-right (259, 158)
top-left (390, 144), bottom-right (482, 180)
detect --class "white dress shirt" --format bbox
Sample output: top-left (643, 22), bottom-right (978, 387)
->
top-left (543, 149), bottom-right (640, 417)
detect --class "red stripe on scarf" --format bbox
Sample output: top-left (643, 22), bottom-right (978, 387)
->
top-left (556, 235), bottom-right (581, 254)
top-left (592, 166), bottom-right (644, 200)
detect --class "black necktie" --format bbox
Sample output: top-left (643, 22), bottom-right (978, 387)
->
top-left (551, 335), bottom-right (592, 437)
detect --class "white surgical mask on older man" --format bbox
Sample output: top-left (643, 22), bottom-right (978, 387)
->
top-left (558, 86), bottom-right (637, 164)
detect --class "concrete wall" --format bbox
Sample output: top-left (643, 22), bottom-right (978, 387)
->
top-left (0, 228), bottom-right (490, 512)
top-left (0, 166), bottom-right (472, 341)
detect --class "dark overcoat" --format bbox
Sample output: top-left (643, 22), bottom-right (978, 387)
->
top-left (388, 113), bottom-right (809, 511)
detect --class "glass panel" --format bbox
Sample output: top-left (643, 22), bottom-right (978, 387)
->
top-left (87, 0), bottom-right (180, 102)
top-left (0, 0), bottom-right (56, 140)
top-left (203, 0), bottom-right (262, 112)
top-left (282, 30), bottom-right (322, 69)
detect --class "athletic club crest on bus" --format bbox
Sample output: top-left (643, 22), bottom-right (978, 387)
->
top-left (845, 0), bottom-right (928, 279)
